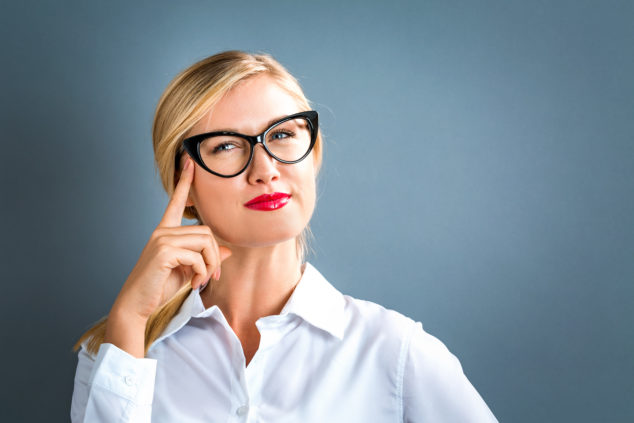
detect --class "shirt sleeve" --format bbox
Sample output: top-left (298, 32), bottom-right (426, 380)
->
top-left (70, 342), bottom-right (158, 423)
top-left (401, 321), bottom-right (498, 423)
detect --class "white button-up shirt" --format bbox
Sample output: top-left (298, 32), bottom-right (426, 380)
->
top-left (71, 262), bottom-right (497, 422)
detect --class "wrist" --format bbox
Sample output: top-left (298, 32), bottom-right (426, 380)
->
top-left (104, 305), bottom-right (148, 358)
top-left (109, 298), bottom-right (150, 328)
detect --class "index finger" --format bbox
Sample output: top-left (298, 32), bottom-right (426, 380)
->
top-left (159, 156), bottom-right (194, 228)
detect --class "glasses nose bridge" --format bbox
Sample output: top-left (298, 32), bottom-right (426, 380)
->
top-left (248, 133), bottom-right (276, 161)
top-left (254, 133), bottom-right (265, 146)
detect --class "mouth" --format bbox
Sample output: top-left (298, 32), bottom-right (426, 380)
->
top-left (244, 192), bottom-right (291, 211)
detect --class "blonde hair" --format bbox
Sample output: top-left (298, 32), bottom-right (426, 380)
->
top-left (73, 50), bottom-right (323, 357)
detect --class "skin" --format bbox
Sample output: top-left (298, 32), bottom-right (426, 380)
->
top-left (180, 74), bottom-right (318, 363)
top-left (105, 74), bottom-right (318, 363)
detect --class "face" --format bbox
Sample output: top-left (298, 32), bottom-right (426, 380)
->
top-left (181, 74), bottom-right (317, 248)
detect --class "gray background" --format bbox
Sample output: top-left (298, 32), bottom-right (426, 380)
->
top-left (1, 0), bottom-right (632, 421)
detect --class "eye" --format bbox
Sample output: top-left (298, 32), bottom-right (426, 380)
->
top-left (213, 142), bottom-right (236, 153)
top-left (269, 130), bottom-right (295, 141)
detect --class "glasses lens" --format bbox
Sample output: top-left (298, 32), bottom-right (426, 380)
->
top-left (265, 117), bottom-right (312, 162)
top-left (199, 135), bottom-right (250, 176)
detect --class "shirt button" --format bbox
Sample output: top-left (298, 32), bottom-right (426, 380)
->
top-left (236, 405), bottom-right (249, 416)
top-left (124, 375), bottom-right (135, 386)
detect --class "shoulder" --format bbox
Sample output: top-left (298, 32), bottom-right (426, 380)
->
top-left (339, 293), bottom-right (462, 379)
top-left (338, 289), bottom-right (456, 355)
top-left (339, 293), bottom-right (419, 359)
top-left (404, 320), bottom-right (464, 380)
top-left (342, 293), bottom-right (417, 335)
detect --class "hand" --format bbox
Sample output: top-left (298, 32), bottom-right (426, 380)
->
top-left (111, 156), bottom-right (232, 323)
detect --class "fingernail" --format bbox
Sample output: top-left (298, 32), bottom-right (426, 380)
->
top-left (213, 268), bottom-right (220, 281)
top-left (184, 158), bottom-right (191, 169)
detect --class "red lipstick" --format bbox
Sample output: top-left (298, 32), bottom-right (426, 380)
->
top-left (244, 192), bottom-right (291, 211)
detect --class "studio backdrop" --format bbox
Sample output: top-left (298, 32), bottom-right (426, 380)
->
top-left (1, 1), bottom-right (632, 422)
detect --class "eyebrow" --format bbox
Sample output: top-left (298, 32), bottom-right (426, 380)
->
top-left (210, 114), bottom-right (291, 135)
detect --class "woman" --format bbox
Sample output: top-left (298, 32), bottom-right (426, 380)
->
top-left (71, 50), bottom-right (498, 422)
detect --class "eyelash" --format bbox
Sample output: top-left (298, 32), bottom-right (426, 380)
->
top-left (212, 143), bottom-right (236, 153)
top-left (208, 128), bottom-right (296, 154)
top-left (269, 129), bottom-right (295, 139)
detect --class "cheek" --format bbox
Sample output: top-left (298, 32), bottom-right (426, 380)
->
top-left (191, 173), bottom-right (235, 220)
top-left (295, 163), bottom-right (317, 213)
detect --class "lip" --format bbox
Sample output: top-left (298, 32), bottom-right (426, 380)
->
top-left (244, 192), bottom-right (291, 211)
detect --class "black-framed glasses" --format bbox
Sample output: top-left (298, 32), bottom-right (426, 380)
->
top-left (178, 110), bottom-right (318, 178)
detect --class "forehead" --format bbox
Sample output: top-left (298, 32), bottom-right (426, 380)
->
top-left (191, 74), bottom-right (301, 135)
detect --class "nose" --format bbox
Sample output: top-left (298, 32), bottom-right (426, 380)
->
top-left (246, 144), bottom-right (280, 185)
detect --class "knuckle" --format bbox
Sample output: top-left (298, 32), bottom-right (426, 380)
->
top-left (200, 246), bottom-right (211, 261)
top-left (156, 243), bottom-right (172, 257)
top-left (155, 235), bottom-right (169, 248)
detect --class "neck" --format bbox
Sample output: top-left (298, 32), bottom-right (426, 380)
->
top-left (200, 238), bottom-right (303, 331)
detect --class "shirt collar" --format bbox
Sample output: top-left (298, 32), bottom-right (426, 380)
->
top-left (149, 262), bottom-right (345, 351)
top-left (279, 262), bottom-right (346, 339)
